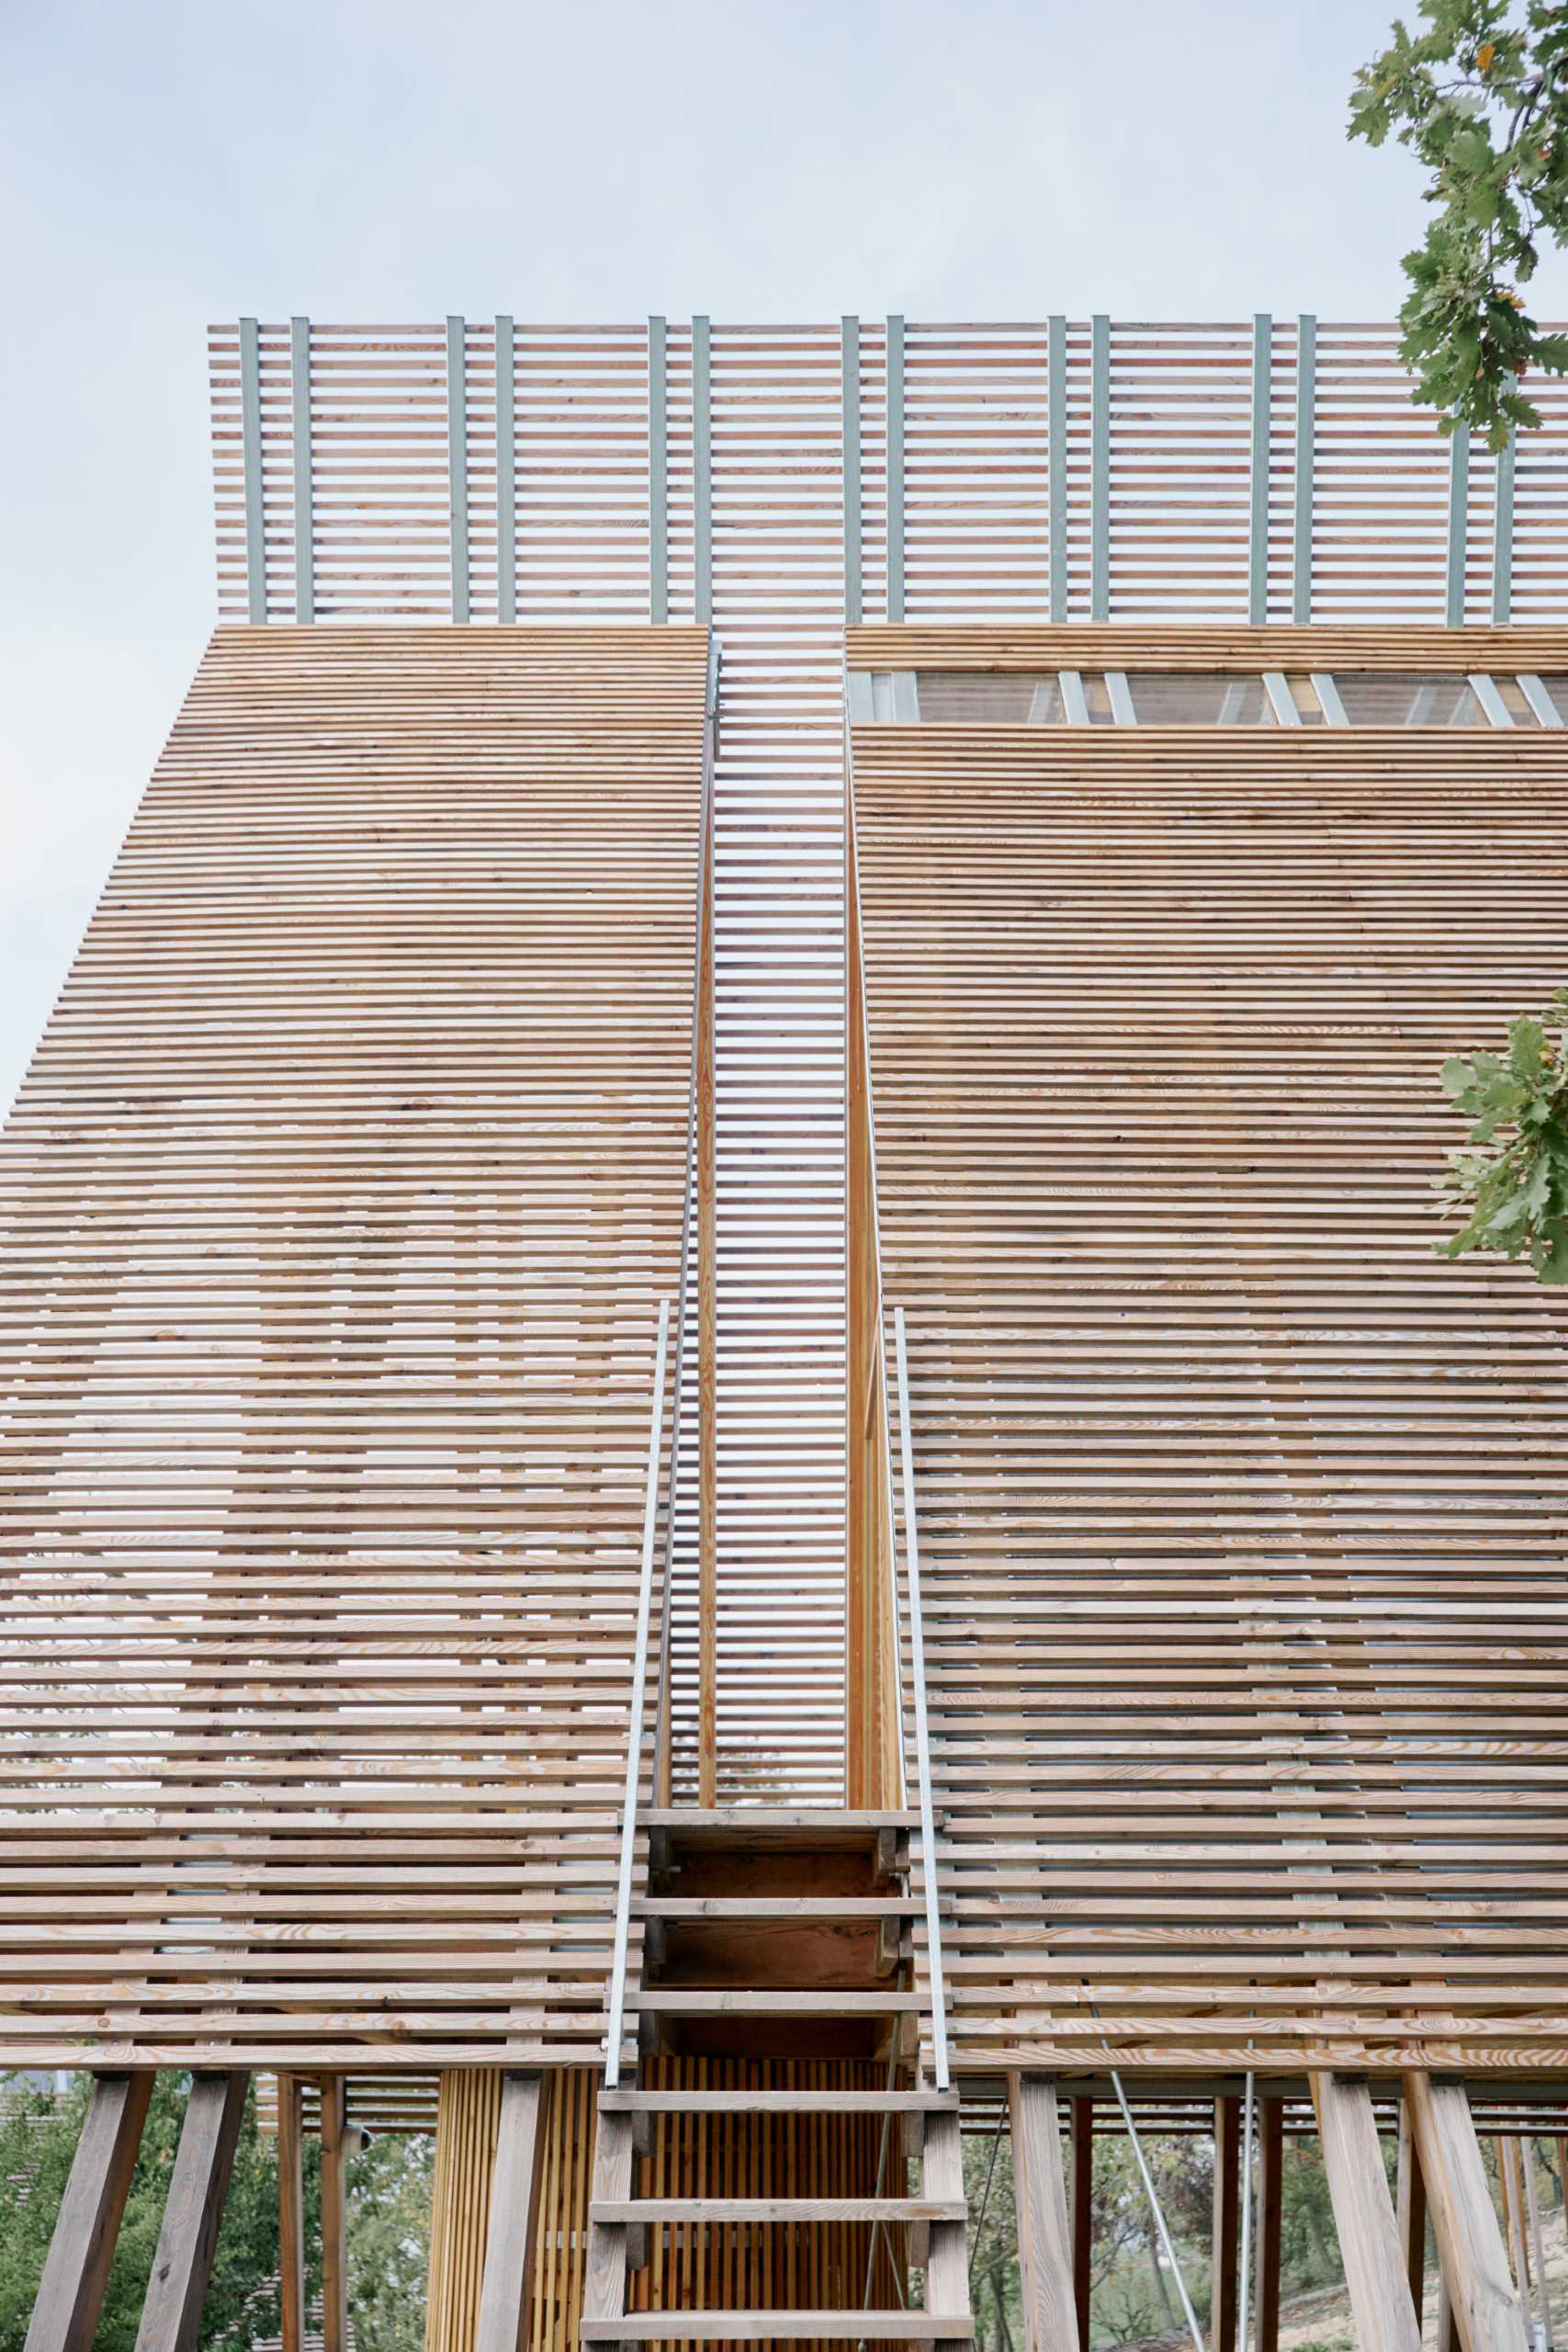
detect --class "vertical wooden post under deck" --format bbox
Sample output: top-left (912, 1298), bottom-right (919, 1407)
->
top-left (474, 2073), bottom-right (548, 2352)
top-left (1256, 2098), bottom-right (1284, 2352)
top-left (1311, 2073), bottom-right (1420, 2352)
top-left (24, 2071), bottom-right (154, 2352)
top-left (277, 2075), bottom-right (305, 2352)
top-left (1212, 2096), bottom-right (1242, 2352)
top-left (1070, 2097), bottom-right (1093, 2351)
top-left (1010, 2074), bottom-right (1077, 2352)
top-left (426, 2071), bottom-right (504, 2352)
top-left (319, 2075), bottom-right (349, 2352)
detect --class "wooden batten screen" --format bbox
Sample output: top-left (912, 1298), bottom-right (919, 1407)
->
top-left (0, 625), bottom-right (707, 2071)
top-left (850, 625), bottom-right (1568, 2074)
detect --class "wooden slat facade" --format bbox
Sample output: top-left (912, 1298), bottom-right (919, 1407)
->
top-left (0, 624), bottom-right (707, 2070)
top-left (850, 622), bottom-right (1568, 2075)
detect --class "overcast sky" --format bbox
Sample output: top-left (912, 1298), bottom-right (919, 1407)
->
top-left (4, 0), bottom-right (1566, 1112)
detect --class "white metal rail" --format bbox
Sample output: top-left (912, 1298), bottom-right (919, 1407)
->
top-left (604, 1297), bottom-right (672, 2088)
top-left (892, 1305), bottom-right (951, 2093)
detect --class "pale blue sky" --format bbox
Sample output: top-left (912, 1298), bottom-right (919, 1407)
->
top-left (4, 0), bottom-right (1564, 1109)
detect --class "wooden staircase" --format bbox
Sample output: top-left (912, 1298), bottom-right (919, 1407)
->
top-left (581, 1806), bottom-right (975, 2345)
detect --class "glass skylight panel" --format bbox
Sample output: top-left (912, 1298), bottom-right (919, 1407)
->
top-left (1330, 673), bottom-right (1487, 726)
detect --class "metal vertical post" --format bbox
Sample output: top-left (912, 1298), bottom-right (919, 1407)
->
top-left (693, 314), bottom-right (713, 626)
top-left (1090, 314), bottom-right (1111, 622)
top-left (649, 316), bottom-right (669, 624)
top-left (446, 315), bottom-right (469, 623)
top-left (842, 314), bottom-right (863, 626)
top-left (1048, 314), bottom-right (1068, 622)
top-left (1292, 315), bottom-right (1315, 624)
top-left (1445, 418), bottom-right (1471, 626)
top-left (289, 318), bottom-right (313, 623)
top-left (240, 316), bottom-right (265, 623)
top-left (1248, 313), bottom-right (1272, 625)
top-left (886, 313), bottom-right (906, 622)
top-left (495, 314), bottom-right (515, 623)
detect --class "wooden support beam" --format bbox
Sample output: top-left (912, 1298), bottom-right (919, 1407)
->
top-left (924, 2107), bottom-right (976, 2352)
top-left (1310, 2074), bottom-right (1420, 2352)
top-left (696, 763), bottom-right (717, 1809)
top-left (25, 2071), bottom-right (154, 2352)
top-left (1397, 2099), bottom-right (1427, 2319)
top-left (583, 2109), bottom-right (636, 2334)
top-left (1404, 2073), bottom-right (1529, 2352)
top-left (1071, 2097), bottom-right (1093, 2352)
top-left (134, 2071), bottom-right (250, 2352)
top-left (318, 2075), bottom-right (349, 2352)
top-left (1257, 2098), bottom-right (1284, 2352)
top-left (474, 2073), bottom-right (548, 2352)
top-left (1009, 2075), bottom-right (1077, 2352)
top-left (277, 2075), bottom-right (304, 2352)
top-left (1212, 2096), bottom-right (1242, 2352)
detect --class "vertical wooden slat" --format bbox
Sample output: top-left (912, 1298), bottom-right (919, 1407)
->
top-left (1070, 2096), bottom-right (1093, 2352)
top-left (1212, 2095), bottom-right (1242, 2352)
top-left (475, 2073), bottom-right (548, 2352)
top-left (1256, 2098), bottom-right (1283, 2352)
top-left (1089, 314), bottom-right (1111, 621)
top-left (1405, 2073), bottom-right (1529, 2352)
top-left (290, 318), bottom-right (313, 622)
top-left (1492, 412), bottom-right (1516, 624)
top-left (133, 2071), bottom-right (250, 2352)
top-left (1010, 2075), bottom-right (1077, 2352)
top-left (24, 2072), bottom-right (154, 2352)
top-left (496, 315), bottom-right (516, 623)
top-left (1447, 417), bottom-right (1471, 625)
top-left (693, 315), bottom-right (713, 627)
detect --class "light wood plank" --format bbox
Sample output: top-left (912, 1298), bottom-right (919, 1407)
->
top-left (1404, 2073), bottom-right (1529, 2352)
top-left (1310, 2074), bottom-right (1420, 2352)
top-left (1010, 2075), bottom-right (1077, 2352)
top-left (474, 2072), bottom-right (547, 2352)
top-left (134, 2071), bottom-right (249, 2352)
top-left (24, 2071), bottom-right (153, 2352)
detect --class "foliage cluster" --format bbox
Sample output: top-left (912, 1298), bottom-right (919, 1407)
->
top-left (1437, 999), bottom-right (1568, 1280)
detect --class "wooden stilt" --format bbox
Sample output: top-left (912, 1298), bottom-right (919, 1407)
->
top-left (319, 2075), bottom-right (349, 2352)
top-left (1310, 2074), bottom-right (1420, 2352)
top-left (1212, 2097), bottom-right (1241, 2352)
top-left (1520, 2137), bottom-right (1551, 2352)
top-left (475, 2073), bottom-right (548, 2352)
top-left (1070, 2096), bottom-right (1093, 2352)
top-left (133, 2071), bottom-right (250, 2352)
top-left (1404, 2072), bottom-right (1529, 2352)
top-left (24, 2071), bottom-right (154, 2352)
top-left (277, 2075), bottom-right (304, 2352)
top-left (1009, 2075), bottom-right (1077, 2352)
top-left (1256, 2099), bottom-right (1283, 2352)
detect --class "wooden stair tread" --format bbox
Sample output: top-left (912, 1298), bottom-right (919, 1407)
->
top-left (632, 1990), bottom-right (922, 2013)
top-left (634, 1897), bottom-right (923, 1918)
top-left (591, 2198), bottom-right (968, 2223)
top-left (598, 2089), bottom-right (959, 2114)
top-left (579, 2314), bottom-right (973, 2342)
top-left (641, 1809), bottom-right (920, 1830)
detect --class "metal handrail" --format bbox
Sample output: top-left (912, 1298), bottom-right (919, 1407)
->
top-left (891, 1305), bottom-right (951, 2093)
top-left (604, 1297), bottom-right (672, 2088)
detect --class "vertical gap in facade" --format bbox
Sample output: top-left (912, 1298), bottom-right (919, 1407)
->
top-left (1248, 313), bottom-right (1271, 625)
top-left (447, 315), bottom-right (469, 624)
top-left (1292, 315), bottom-right (1315, 625)
top-left (1048, 315), bottom-right (1068, 622)
top-left (1090, 314), bottom-right (1111, 622)
top-left (886, 315), bottom-right (905, 622)
top-left (842, 316), bottom-right (863, 628)
top-left (290, 317), bottom-right (313, 623)
top-left (240, 315), bottom-right (266, 623)
top-left (649, 317), bottom-right (669, 624)
top-left (496, 315), bottom-right (516, 623)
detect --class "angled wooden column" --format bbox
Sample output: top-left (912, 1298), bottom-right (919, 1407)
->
top-left (319, 2075), bottom-right (349, 2352)
top-left (1397, 2098), bottom-right (1427, 2319)
top-left (1070, 2096), bottom-right (1093, 2352)
top-left (1010, 2074), bottom-right (1077, 2352)
top-left (1404, 2073), bottom-right (1529, 2352)
top-left (277, 2075), bottom-right (305, 2352)
top-left (1256, 2098), bottom-right (1284, 2352)
top-left (25, 2071), bottom-right (154, 2352)
top-left (1310, 2074), bottom-right (1420, 2352)
top-left (474, 2073), bottom-right (548, 2352)
top-left (134, 2071), bottom-right (250, 2352)
top-left (1212, 2096), bottom-right (1242, 2352)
